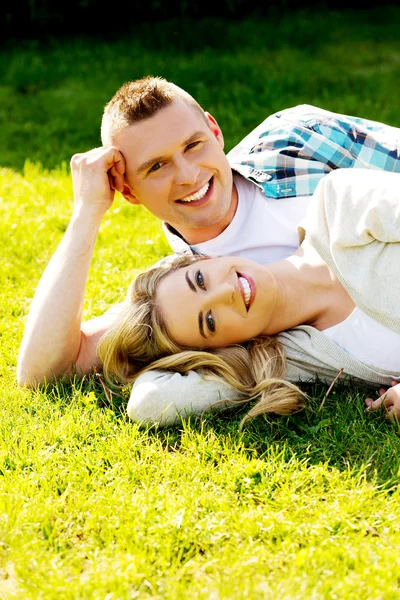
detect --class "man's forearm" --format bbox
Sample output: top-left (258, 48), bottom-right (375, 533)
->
top-left (17, 210), bottom-right (103, 386)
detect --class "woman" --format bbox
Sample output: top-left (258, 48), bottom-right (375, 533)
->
top-left (98, 168), bottom-right (400, 424)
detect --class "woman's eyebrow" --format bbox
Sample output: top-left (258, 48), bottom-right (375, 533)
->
top-left (185, 271), bottom-right (207, 339)
top-left (185, 271), bottom-right (196, 292)
top-left (198, 311), bottom-right (207, 339)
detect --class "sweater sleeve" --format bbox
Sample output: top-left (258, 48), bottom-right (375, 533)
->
top-left (298, 168), bottom-right (400, 328)
top-left (299, 168), bottom-right (400, 246)
top-left (127, 369), bottom-right (246, 427)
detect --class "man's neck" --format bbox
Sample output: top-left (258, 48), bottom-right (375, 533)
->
top-left (171, 182), bottom-right (239, 246)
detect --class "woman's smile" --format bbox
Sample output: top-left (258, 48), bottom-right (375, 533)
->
top-left (237, 272), bottom-right (256, 311)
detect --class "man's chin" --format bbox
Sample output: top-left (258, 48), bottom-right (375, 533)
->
top-left (172, 206), bottom-right (232, 244)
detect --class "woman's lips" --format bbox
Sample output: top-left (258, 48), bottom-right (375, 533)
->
top-left (237, 272), bottom-right (256, 311)
top-left (237, 274), bottom-right (246, 308)
top-left (246, 274), bottom-right (256, 309)
top-left (176, 176), bottom-right (214, 207)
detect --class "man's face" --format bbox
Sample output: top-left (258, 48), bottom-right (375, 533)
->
top-left (114, 100), bottom-right (234, 241)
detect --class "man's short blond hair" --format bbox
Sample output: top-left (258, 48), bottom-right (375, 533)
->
top-left (101, 75), bottom-right (207, 146)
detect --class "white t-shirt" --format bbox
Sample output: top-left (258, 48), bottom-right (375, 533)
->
top-left (324, 306), bottom-right (400, 372)
top-left (190, 175), bottom-right (312, 264)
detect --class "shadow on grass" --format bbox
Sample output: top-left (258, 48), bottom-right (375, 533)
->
top-left (201, 380), bottom-right (400, 489)
top-left (40, 371), bottom-right (130, 419)
top-left (40, 373), bottom-right (400, 489)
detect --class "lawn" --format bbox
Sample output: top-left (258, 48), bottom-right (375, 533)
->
top-left (1, 7), bottom-right (400, 598)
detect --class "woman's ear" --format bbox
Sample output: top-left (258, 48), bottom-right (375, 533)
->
top-left (121, 184), bottom-right (141, 205)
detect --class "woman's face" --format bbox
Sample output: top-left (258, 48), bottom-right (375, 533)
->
top-left (155, 257), bottom-right (276, 349)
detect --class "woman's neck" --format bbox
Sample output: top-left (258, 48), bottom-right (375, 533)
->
top-left (261, 242), bottom-right (355, 335)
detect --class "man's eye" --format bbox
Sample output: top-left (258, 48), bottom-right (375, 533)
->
top-left (195, 269), bottom-right (206, 290)
top-left (149, 162), bottom-right (162, 173)
top-left (206, 311), bottom-right (215, 333)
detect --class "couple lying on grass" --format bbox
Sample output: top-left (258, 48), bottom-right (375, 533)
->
top-left (17, 76), bottom-right (400, 426)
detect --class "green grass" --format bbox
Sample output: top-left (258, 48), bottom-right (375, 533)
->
top-left (2, 7), bottom-right (400, 598)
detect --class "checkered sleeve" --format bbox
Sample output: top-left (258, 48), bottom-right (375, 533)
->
top-left (228, 105), bottom-right (400, 198)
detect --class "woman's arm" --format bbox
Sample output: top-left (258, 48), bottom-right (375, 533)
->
top-left (297, 169), bottom-right (400, 324)
top-left (301, 168), bottom-right (400, 247)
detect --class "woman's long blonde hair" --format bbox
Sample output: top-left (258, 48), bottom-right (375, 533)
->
top-left (97, 254), bottom-right (307, 425)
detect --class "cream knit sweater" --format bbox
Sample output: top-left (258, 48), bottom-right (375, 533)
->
top-left (128, 168), bottom-right (400, 425)
top-left (281, 167), bottom-right (400, 385)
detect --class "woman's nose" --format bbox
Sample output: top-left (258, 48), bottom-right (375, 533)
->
top-left (209, 282), bottom-right (234, 306)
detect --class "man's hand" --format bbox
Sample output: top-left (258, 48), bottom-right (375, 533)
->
top-left (70, 146), bottom-right (126, 217)
top-left (365, 380), bottom-right (400, 421)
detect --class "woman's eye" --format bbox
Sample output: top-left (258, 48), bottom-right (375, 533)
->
top-left (195, 269), bottom-right (206, 290)
top-left (206, 311), bottom-right (215, 333)
top-left (186, 141), bottom-right (200, 150)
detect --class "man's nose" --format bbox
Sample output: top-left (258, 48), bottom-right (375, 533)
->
top-left (173, 156), bottom-right (199, 186)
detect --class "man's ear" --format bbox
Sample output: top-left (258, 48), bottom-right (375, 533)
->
top-left (121, 184), bottom-right (141, 206)
top-left (205, 112), bottom-right (224, 149)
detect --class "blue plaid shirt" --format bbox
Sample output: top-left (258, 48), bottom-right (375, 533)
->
top-left (228, 103), bottom-right (400, 198)
top-left (165, 103), bottom-right (400, 251)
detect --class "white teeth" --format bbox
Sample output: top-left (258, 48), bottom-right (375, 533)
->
top-left (180, 180), bottom-right (210, 202)
top-left (239, 276), bottom-right (251, 309)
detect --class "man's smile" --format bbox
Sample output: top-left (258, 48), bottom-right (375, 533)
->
top-left (176, 176), bottom-right (214, 206)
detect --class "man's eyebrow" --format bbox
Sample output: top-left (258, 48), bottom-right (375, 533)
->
top-left (136, 131), bottom-right (207, 175)
top-left (198, 311), bottom-right (207, 339)
top-left (136, 154), bottom-right (166, 176)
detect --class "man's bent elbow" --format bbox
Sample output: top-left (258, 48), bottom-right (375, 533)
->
top-left (17, 369), bottom-right (38, 389)
top-left (16, 359), bottom-right (45, 389)
top-left (16, 353), bottom-right (64, 389)
top-left (16, 330), bottom-right (103, 389)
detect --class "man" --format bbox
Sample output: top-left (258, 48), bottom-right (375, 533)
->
top-left (17, 76), bottom-right (400, 424)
